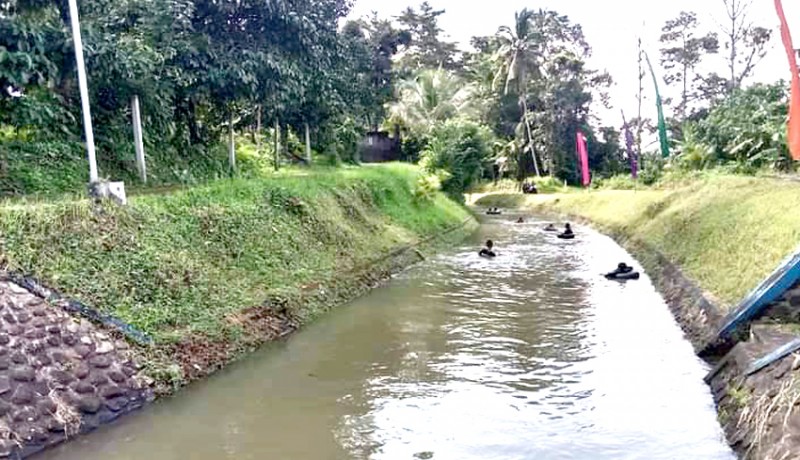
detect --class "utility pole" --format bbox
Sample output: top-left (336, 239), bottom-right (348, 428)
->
top-left (67, 0), bottom-right (98, 183)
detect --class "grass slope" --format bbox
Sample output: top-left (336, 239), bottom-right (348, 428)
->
top-left (0, 163), bottom-right (471, 343)
top-left (477, 175), bottom-right (800, 309)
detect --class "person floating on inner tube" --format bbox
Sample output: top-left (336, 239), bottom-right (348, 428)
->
top-left (479, 240), bottom-right (497, 258)
top-left (605, 262), bottom-right (640, 280)
top-left (558, 223), bottom-right (575, 239)
top-left (486, 207), bottom-right (502, 215)
top-left (517, 217), bottom-right (525, 224)
top-left (544, 223), bottom-right (558, 232)
top-left (610, 263), bottom-right (633, 275)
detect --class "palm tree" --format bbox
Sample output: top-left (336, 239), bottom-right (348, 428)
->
top-left (387, 68), bottom-right (474, 134)
top-left (493, 9), bottom-right (543, 176)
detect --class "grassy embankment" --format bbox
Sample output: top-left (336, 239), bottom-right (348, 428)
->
top-left (0, 163), bottom-right (474, 386)
top-left (477, 174), bottom-right (800, 310)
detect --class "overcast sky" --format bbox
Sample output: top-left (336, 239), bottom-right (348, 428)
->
top-left (347, 0), bottom-right (799, 132)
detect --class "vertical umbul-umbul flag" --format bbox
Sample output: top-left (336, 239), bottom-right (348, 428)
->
top-left (775, 0), bottom-right (800, 161)
top-left (576, 131), bottom-right (590, 187)
top-left (622, 111), bottom-right (638, 179)
top-left (644, 53), bottom-right (670, 158)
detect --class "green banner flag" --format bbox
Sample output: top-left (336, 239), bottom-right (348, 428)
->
top-left (645, 53), bottom-right (670, 158)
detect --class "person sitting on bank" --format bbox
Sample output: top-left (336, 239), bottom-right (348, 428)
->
top-left (522, 182), bottom-right (538, 195)
top-left (479, 240), bottom-right (497, 258)
top-left (544, 223), bottom-right (558, 232)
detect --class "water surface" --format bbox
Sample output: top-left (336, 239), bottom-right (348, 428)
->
top-left (40, 217), bottom-right (733, 460)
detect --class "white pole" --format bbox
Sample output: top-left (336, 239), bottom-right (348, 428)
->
top-left (132, 95), bottom-right (146, 183)
top-left (273, 118), bottom-right (280, 171)
top-left (67, 0), bottom-right (98, 183)
top-left (228, 113), bottom-right (236, 171)
top-left (256, 105), bottom-right (262, 153)
top-left (304, 122), bottom-right (311, 164)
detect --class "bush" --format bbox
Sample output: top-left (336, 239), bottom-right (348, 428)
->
top-left (420, 119), bottom-right (493, 201)
top-left (333, 118), bottom-right (362, 164)
top-left (401, 135), bottom-right (428, 163)
top-left (413, 173), bottom-right (442, 203)
top-left (0, 140), bottom-right (87, 195)
top-left (592, 174), bottom-right (637, 190)
top-left (639, 155), bottom-right (665, 186)
top-left (532, 176), bottom-right (567, 193)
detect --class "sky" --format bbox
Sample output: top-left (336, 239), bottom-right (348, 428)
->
top-left (347, 0), bottom-right (800, 132)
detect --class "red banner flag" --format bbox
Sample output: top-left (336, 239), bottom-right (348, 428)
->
top-left (775, 0), bottom-right (800, 161)
top-left (576, 131), bottom-right (590, 187)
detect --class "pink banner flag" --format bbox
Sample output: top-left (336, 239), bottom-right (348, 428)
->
top-left (576, 131), bottom-right (590, 187)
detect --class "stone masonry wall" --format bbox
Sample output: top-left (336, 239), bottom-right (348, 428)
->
top-left (0, 281), bottom-right (151, 459)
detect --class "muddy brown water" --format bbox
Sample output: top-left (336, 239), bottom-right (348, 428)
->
top-left (39, 217), bottom-right (734, 460)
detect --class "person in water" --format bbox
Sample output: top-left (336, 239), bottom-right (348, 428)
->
top-left (557, 223), bottom-right (576, 240)
top-left (544, 223), bottom-right (557, 232)
top-left (479, 240), bottom-right (497, 258)
top-left (517, 217), bottom-right (525, 224)
top-left (605, 262), bottom-right (640, 280)
top-left (609, 263), bottom-right (633, 276)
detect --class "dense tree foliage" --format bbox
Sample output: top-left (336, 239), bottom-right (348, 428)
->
top-left (420, 119), bottom-right (493, 200)
top-left (677, 83), bottom-right (792, 172)
top-left (395, 2), bottom-right (459, 73)
top-left (0, 0), bottom-right (792, 196)
top-left (650, 2), bottom-right (793, 176)
top-left (0, 0), bottom-right (406, 190)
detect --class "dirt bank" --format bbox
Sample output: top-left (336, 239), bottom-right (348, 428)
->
top-left (0, 164), bottom-right (477, 456)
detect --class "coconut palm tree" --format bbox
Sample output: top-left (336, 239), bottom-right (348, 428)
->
top-left (493, 9), bottom-right (543, 176)
top-left (387, 68), bottom-right (474, 135)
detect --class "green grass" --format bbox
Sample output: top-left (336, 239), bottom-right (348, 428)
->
top-left (477, 174), bottom-right (800, 310)
top-left (0, 163), bottom-right (472, 342)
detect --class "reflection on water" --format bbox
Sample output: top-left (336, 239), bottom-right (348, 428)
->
top-left (38, 216), bottom-right (734, 460)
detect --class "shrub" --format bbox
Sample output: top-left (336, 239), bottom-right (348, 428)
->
top-left (592, 174), bottom-right (637, 190)
top-left (639, 155), bottom-right (665, 186)
top-left (413, 173), bottom-right (442, 203)
top-left (532, 176), bottom-right (567, 193)
top-left (420, 119), bottom-right (493, 201)
top-left (691, 83), bottom-right (792, 171)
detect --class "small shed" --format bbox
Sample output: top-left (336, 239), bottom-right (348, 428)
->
top-left (360, 130), bottom-right (401, 163)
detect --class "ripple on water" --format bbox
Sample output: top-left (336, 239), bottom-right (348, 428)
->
top-left (34, 217), bottom-right (734, 460)
top-left (338, 218), bottom-right (733, 460)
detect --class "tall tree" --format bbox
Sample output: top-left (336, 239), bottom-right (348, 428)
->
top-left (659, 12), bottom-right (718, 120)
top-left (396, 2), bottom-right (460, 73)
top-left (353, 15), bottom-right (411, 129)
top-left (492, 9), bottom-right (543, 176)
top-left (720, 0), bottom-right (772, 91)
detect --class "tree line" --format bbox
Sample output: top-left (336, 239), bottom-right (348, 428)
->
top-left (0, 0), bottom-right (792, 196)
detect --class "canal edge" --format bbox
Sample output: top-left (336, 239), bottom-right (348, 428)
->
top-left (533, 210), bottom-right (800, 460)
